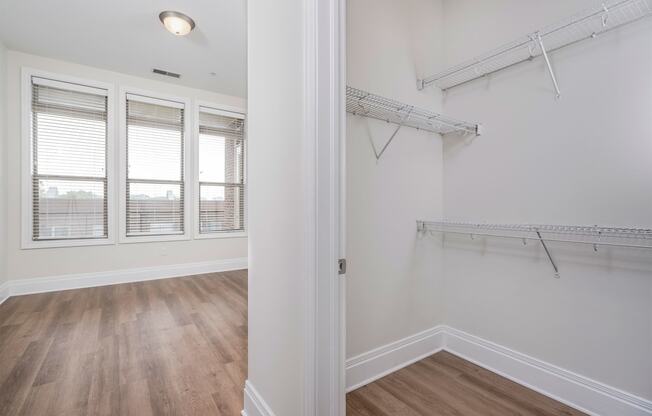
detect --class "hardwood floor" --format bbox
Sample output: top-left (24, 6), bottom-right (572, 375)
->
top-left (1, 270), bottom-right (587, 416)
top-left (347, 351), bottom-right (586, 416)
top-left (0, 270), bottom-right (247, 416)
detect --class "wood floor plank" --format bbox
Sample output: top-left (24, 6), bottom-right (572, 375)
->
top-left (347, 350), bottom-right (587, 416)
top-left (349, 383), bottom-right (423, 416)
top-left (409, 359), bottom-right (519, 416)
top-left (0, 339), bottom-right (52, 416)
top-left (119, 379), bottom-right (154, 416)
top-left (375, 370), bottom-right (464, 416)
top-left (17, 382), bottom-right (58, 416)
top-left (32, 334), bottom-right (72, 387)
top-left (0, 270), bottom-right (248, 416)
top-left (430, 352), bottom-right (582, 415)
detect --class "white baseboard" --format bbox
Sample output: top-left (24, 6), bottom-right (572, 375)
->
top-left (346, 325), bottom-right (652, 416)
top-left (445, 327), bottom-right (652, 416)
top-left (0, 281), bottom-right (9, 306)
top-left (242, 380), bottom-right (276, 416)
top-left (1, 257), bottom-right (248, 302)
top-left (345, 325), bottom-right (445, 392)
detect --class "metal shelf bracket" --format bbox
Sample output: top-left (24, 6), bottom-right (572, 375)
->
top-left (370, 108), bottom-right (413, 161)
top-left (534, 33), bottom-right (561, 99)
top-left (372, 122), bottom-right (403, 161)
top-left (536, 230), bottom-right (561, 278)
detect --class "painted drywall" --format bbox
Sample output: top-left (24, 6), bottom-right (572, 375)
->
top-left (247, 0), bottom-right (306, 414)
top-left (441, 0), bottom-right (652, 400)
top-left (346, 0), bottom-right (447, 359)
top-left (5, 51), bottom-right (247, 281)
top-left (0, 42), bottom-right (7, 284)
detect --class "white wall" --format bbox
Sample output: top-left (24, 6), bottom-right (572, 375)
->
top-left (5, 51), bottom-right (247, 281)
top-left (0, 42), bottom-right (7, 284)
top-left (246, 0), bottom-right (306, 414)
top-left (442, 0), bottom-right (652, 400)
top-left (346, 0), bottom-right (447, 359)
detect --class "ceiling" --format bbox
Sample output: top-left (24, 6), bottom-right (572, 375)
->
top-left (0, 0), bottom-right (247, 97)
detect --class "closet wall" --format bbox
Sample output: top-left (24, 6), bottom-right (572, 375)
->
top-left (347, 0), bottom-right (651, 403)
top-left (247, 0), bottom-right (307, 413)
top-left (441, 0), bottom-right (652, 400)
top-left (346, 0), bottom-right (446, 359)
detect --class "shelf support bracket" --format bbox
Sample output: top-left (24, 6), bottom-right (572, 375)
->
top-left (536, 230), bottom-right (560, 278)
top-left (370, 108), bottom-right (413, 161)
top-left (373, 123), bottom-right (403, 160)
top-left (535, 33), bottom-right (561, 99)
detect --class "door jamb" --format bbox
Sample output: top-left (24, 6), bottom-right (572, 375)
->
top-left (303, 0), bottom-right (346, 414)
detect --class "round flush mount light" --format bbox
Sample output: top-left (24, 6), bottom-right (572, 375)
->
top-left (159, 11), bottom-right (196, 36)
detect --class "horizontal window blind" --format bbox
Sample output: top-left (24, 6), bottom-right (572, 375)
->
top-left (198, 108), bottom-right (245, 234)
top-left (126, 94), bottom-right (185, 236)
top-left (31, 77), bottom-right (108, 241)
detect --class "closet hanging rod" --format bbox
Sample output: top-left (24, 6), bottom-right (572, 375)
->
top-left (417, 0), bottom-right (652, 92)
top-left (346, 86), bottom-right (482, 136)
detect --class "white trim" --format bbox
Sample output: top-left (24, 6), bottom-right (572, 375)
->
top-left (242, 380), bottom-right (276, 416)
top-left (302, 0), bottom-right (318, 411)
top-left (345, 326), bottom-right (652, 416)
top-left (4, 257), bottom-right (247, 297)
top-left (345, 326), bottom-right (446, 392)
top-left (198, 105), bottom-right (246, 119)
top-left (199, 102), bottom-right (247, 116)
top-left (117, 233), bottom-right (191, 244)
top-left (337, 0), bottom-right (348, 412)
top-left (0, 281), bottom-right (10, 306)
top-left (193, 101), bottom-right (248, 240)
top-left (20, 67), bottom-right (116, 250)
top-left (445, 327), bottom-right (652, 416)
top-left (118, 86), bottom-right (192, 244)
top-left (32, 76), bottom-right (109, 96)
top-left (194, 231), bottom-right (248, 240)
top-left (302, 0), bottom-right (346, 413)
top-left (125, 92), bottom-right (185, 108)
top-left (20, 238), bottom-right (116, 249)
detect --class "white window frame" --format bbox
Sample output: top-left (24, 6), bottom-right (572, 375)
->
top-left (118, 87), bottom-right (192, 244)
top-left (193, 101), bottom-right (248, 240)
top-left (21, 68), bottom-right (116, 249)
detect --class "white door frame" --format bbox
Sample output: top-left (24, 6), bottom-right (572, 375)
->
top-left (303, 0), bottom-right (346, 414)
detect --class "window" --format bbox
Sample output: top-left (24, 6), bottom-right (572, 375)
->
top-left (26, 75), bottom-right (111, 245)
top-left (197, 107), bottom-right (246, 235)
top-left (124, 94), bottom-right (187, 239)
top-left (24, 72), bottom-right (245, 247)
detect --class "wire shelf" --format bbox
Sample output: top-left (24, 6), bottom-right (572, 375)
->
top-left (346, 86), bottom-right (481, 136)
top-left (418, 221), bottom-right (652, 249)
top-left (418, 0), bottom-right (652, 91)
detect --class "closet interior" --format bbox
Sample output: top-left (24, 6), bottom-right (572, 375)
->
top-left (345, 0), bottom-right (652, 415)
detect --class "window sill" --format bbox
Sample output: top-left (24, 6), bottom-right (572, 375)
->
top-left (194, 231), bottom-right (248, 240)
top-left (119, 234), bottom-right (192, 244)
top-left (21, 237), bottom-right (116, 250)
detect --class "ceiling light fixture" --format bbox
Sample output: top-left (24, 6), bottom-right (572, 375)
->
top-left (159, 11), bottom-right (196, 36)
